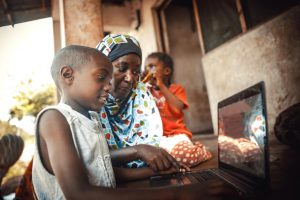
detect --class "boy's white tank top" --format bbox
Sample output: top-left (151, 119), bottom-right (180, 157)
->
top-left (32, 103), bottom-right (116, 200)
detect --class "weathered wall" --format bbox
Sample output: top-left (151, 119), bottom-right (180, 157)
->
top-left (63, 0), bottom-right (103, 47)
top-left (164, 4), bottom-right (213, 133)
top-left (102, 1), bottom-right (132, 34)
top-left (202, 5), bottom-right (300, 136)
top-left (136, 0), bottom-right (159, 64)
top-left (102, 0), bottom-right (158, 67)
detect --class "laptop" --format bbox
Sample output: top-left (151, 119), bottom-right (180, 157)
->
top-left (150, 81), bottom-right (270, 198)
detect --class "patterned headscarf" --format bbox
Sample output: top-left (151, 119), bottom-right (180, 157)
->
top-left (96, 34), bottom-right (142, 62)
top-left (96, 34), bottom-right (163, 168)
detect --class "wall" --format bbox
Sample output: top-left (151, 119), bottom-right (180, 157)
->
top-left (136, 0), bottom-right (159, 64)
top-left (63, 0), bottom-right (103, 47)
top-left (102, 1), bottom-right (132, 34)
top-left (202, 5), bottom-right (300, 136)
top-left (102, 0), bottom-right (158, 66)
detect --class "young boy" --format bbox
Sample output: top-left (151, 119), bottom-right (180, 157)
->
top-left (144, 52), bottom-right (212, 167)
top-left (32, 45), bottom-right (116, 199)
top-left (32, 45), bottom-right (187, 200)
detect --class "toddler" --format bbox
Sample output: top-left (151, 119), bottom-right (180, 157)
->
top-left (144, 52), bottom-right (212, 167)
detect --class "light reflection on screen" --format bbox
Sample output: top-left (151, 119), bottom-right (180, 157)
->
top-left (218, 93), bottom-right (266, 178)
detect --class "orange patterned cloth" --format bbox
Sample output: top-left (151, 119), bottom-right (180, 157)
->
top-left (15, 159), bottom-right (35, 200)
top-left (218, 135), bottom-right (262, 165)
top-left (170, 140), bottom-right (212, 167)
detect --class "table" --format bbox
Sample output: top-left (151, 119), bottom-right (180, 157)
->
top-left (118, 135), bottom-right (300, 200)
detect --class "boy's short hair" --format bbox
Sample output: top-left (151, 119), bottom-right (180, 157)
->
top-left (51, 45), bottom-right (106, 91)
top-left (147, 52), bottom-right (174, 75)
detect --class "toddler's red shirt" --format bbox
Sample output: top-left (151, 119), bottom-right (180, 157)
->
top-left (149, 84), bottom-right (192, 138)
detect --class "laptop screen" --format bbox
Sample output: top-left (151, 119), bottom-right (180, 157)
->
top-left (218, 82), bottom-right (268, 179)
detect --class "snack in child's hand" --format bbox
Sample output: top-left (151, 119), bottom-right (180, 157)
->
top-left (142, 71), bottom-right (154, 83)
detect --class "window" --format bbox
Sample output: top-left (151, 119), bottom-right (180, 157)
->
top-left (195, 0), bottom-right (300, 53)
top-left (197, 0), bottom-right (242, 52)
top-left (241, 0), bottom-right (300, 28)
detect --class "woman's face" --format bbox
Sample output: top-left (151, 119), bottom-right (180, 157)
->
top-left (111, 54), bottom-right (141, 100)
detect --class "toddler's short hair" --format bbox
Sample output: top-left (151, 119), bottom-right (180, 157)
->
top-left (147, 52), bottom-right (174, 74)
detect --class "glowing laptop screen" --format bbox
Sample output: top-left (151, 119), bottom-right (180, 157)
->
top-left (218, 91), bottom-right (267, 179)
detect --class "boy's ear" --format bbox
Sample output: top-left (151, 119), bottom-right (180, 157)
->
top-left (60, 66), bottom-right (74, 84)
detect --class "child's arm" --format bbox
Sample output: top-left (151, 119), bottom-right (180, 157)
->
top-left (110, 144), bottom-right (180, 172)
top-left (38, 109), bottom-right (100, 199)
top-left (114, 167), bottom-right (156, 183)
top-left (155, 73), bottom-right (185, 114)
top-left (159, 84), bottom-right (185, 114)
top-left (114, 161), bottom-right (190, 183)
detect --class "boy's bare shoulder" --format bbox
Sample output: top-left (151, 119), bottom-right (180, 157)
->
top-left (38, 108), bottom-right (70, 137)
top-left (39, 108), bottom-right (65, 123)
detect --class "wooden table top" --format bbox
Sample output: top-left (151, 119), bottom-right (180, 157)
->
top-left (117, 135), bottom-right (300, 200)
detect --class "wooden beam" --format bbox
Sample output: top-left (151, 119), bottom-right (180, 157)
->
top-left (192, 0), bottom-right (205, 54)
top-left (235, 0), bottom-right (247, 33)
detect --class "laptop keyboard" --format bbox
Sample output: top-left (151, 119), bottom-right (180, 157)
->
top-left (180, 170), bottom-right (216, 184)
top-left (211, 169), bottom-right (240, 185)
top-left (211, 169), bottom-right (254, 195)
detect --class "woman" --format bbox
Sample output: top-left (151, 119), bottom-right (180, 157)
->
top-left (96, 34), bottom-right (185, 175)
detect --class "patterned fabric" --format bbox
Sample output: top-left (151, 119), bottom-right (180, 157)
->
top-left (249, 114), bottom-right (266, 149)
top-left (149, 84), bottom-right (192, 138)
top-left (99, 82), bottom-right (163, 168)
top-left (219, 135), bottom-right (262, 165)
top-left (96, 34), bottom-right (142, 62)
top-left (160, 134), bottom-right (212, 167)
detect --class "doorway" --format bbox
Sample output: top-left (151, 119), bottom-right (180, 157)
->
top-left (155, 0), bottom-right (213, 134)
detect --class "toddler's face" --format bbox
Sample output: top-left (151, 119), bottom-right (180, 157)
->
top-left (144, 57), bottom-right (165, 86)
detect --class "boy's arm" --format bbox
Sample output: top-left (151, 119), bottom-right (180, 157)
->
top-left (110, 144), bottom-right (180, 172)
top-left (38, 109), bottom-right (98, 199)
top-left (114, 163), bottom-right (190, 183)
top-left (114, 167), bottom-right (155, 183)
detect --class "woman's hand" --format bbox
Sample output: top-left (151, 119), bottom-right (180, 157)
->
top-left (155, 162), bottom-right (191, 176)
top-left (136, 144), bottom-right (182, 172)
